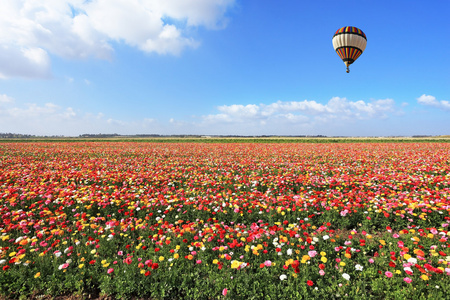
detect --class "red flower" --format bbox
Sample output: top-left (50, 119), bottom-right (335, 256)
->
top-left (319, 264), bottom-right (325, 270)
top-left (89, 260), bottom-right (96, 265)
top-left (151, 263), bottom-right (159, 270)
top-left (307, 280), bottom-right (314, 286)
top-left (3, 266), bottom-right (10, 271)
top-left (124, 257), bottom-right (132, 265)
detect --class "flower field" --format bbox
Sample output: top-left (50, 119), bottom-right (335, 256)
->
top-left (1, 142), bottom-right (450, 299)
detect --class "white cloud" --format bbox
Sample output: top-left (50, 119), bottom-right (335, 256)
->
top-left (0, 93), bottom-right (400, 136)
top-left (0, 95), bottom-right (162, 135)
top-left (0, 94), bottom-right (15, 104)
top-left (417, 94), bottom-right (450, 111)
top-left (207, 97), bottom-right (395, 124)
top-left (0, 0), bottom-right (235, 78)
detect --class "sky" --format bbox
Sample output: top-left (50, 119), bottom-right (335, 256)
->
top-left (0, 0), bottom-right (449, 137)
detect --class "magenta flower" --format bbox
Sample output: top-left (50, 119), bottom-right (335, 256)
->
top-left (385, 271), bottom-right (393, 278)
top-left (222, 288), bottom-right (228, 296)
top-left (107, 268), bottom-right (114, 274)
top-left (403, 277), bottom-right (412, 283)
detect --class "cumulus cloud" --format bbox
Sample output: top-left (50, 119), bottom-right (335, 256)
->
top-left (0, 93), bottom-right (399, 136)
top-left (206, 97), bottom-right (395, 124)
top-left (0, 93), bottom-right (171, 136)
top-left (0, 0), bottom-right (235, 78)
top-left (417, 94), bottom-right (450, 111)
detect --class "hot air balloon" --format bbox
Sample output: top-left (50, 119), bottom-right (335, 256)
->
top-left (332, 26), bottom-right (367, 73)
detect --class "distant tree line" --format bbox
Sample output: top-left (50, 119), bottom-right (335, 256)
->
top-left (0, 133), bottom-right (36, 138)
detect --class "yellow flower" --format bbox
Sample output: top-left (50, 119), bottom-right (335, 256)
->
top-left (403, 254), bottom-right (411, 260)
top-left (285, 259), bottom-right (294, 266)
top-left (90, 249), bottom-right (96, 254)
top-left (34, 272), bottom-right (41, 278)
top-left (9, 252), bottom-right (16, 257)
top-left (320, 251), bottom-right (326, 256)
top-left (291, 273), bottom-right (298, 278)
top-left (101, 260), bottom-right (107, 265)
top-left (159, 256), bottom-right (164, 262)
top-left (231, 260), bottom-right (241, 269)
top-left (339, 262), bottom-right (346, 267)
top-left (420, 274), bottom-right (429, 281)
top-left (302, 255), bottom-right (311, 261)
top-left (140, 269), bottom-right (145, 274)
top-left (321, 256), bottom-right (327, 263)
top-left (174, 253), bottom-right (179, 259)
top-left (379, 240), bottom-right (386, 246)
top-left (212, 259), bottom-right (219, 264)
top-left (78, 264), bottom-right (85, 269)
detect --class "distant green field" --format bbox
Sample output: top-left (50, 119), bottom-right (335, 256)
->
top-left (1, 136), bottom-right (450, 143)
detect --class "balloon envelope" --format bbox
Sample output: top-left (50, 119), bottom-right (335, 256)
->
top-left (332, 26), bottom-right (367, 72)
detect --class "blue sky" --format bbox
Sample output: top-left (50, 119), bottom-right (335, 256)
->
top-left (0, 0), bottom-right (449, 136)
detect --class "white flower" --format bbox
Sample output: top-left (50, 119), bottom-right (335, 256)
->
top-left (0, 259), bottom-right (6, 265)
top-left (407, 257), bottom-right (418, 264)
top-left (286, 248), bottom-right (293, 256)
top-left (342, 273), bottom-right (350, 280)
top-left (323, 235), bottom-right (330, 240)
top-left (355, 264), bottom-right (363, 271)
top-left (279, 274), bottom-right (287, 281)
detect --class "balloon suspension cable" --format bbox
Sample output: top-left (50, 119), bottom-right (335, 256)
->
top-left (346, 66), bottom-right (350, 73)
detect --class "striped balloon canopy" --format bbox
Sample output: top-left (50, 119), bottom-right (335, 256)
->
top-left (332, 26), bottom-right (367, 73)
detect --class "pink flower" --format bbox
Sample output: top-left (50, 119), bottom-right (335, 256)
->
top-left (403, 277), bottom-right (412, 283)
top-left (264, 260), bottom-right (272, 267)
top-left (222, 288), bottom-right (228, 296)
top-left (308, 251), bottom-right (317, 258)
top-left (319, 270), bottom-right (325, 276)
top-left (196, 260), bottom-right (202, 264)
top-left (368, 258), bottom-right (374, 264)
top-left (118, 251), bottom-right (123, 256)
top-left (392, 233), bottom-right (400, 238)
top-left (107, 268), bottom-right (114, 274)
top-left (385, 271), bottom-right (393, 278)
